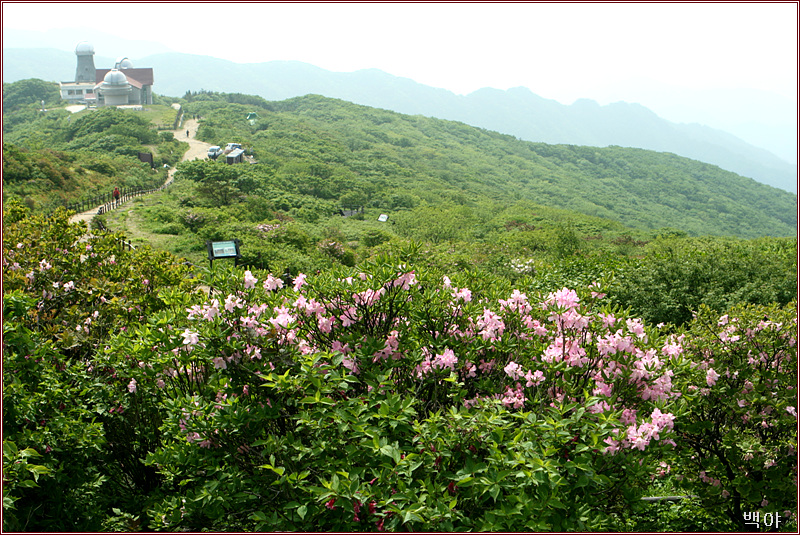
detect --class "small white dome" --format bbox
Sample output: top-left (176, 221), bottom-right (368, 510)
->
top-left (103, 69), bottom-right (129, 86)
top-left (116, 56), bottom-right (133, 69)
top-left (75, 41), bottom-right (94, 55)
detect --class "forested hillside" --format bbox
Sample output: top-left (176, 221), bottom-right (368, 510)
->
top-left (5, 49), bottom-right (797, 191)
top-left (182, 92), bottom-right (795, 238)
top-left (4, 81), bottom-right (795, 238)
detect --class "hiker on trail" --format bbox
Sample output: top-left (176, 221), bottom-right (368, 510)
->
top-left (113, 187), bottom-right (120, 203)
top-left (186, 129), bottom-right (190, 138)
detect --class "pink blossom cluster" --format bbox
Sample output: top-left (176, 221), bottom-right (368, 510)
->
top-left (604, 408), bottom-right (675, 454)
top-left (373, 330), bottom-right (402, 362)
top-left (499, 290), bottom-right (531, 314)
top-left (415, 348), bottom-right (459, 377)
top-left (168, 271), bottom-right (702, 458)
top-left (698, 470), bottom-right (722, 487)
top-left (501, 384), bottom-right (526, 409)
top-left (476, 308), bottom-right (505, 341)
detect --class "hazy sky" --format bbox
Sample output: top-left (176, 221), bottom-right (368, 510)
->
top-left (2, 1), bottom-right (797, 104)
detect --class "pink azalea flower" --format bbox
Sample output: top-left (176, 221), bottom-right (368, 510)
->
top-left (243, 270), bottom-right (258, 289)
top-left (204, 300), bottom-right (220, 321)
top-left (706, 368), bottom-right (720, 387)
top-left (452, 287), bottom-right (472, 302)
top-left (598, 313), bottom-right (617, 329)
top-left (650, 408), bottom-right (675, 432)
top-left (593, 381), bottom-right (613, 397)
top-left (263, 274), bottom-right (284, 291)
top-left (270, 307), bottom-right (295, 329)
top-left (478, 359), bottom-right (495, 373)
top-left (525, 369), bottom-right (545, 387)
top-left (317, 315), bottom-right (335, 333)
top-left (477, 308), bottom-right (505, 341)
top-left (182, 329), bottom-right (199, 347)
top-left (620, 408), bottom-right (638, 425)
top-left (603, 436), bottom-right (620, 455)
top-left (546, 287), bottom-right (580, 309)
top-left (293, 273), bottom-right (307, 292)
top-left (504, 361), bottom-right (524, 380)
top-left (355, 287), bottom-right (385, 306)
top-left (661, 342), bottom-right (682, 357)
top-left (501, 384), bottom-right (526, 409)
top-left (626, 318), bottom-right (646, 339)
top-left (342, 355), bottom-right (359, 375)
top-left (500, 289), bottom-right (531, 314)
top-left (435, 348), bottom-right (458, 369)
top-left (224, 294), bottom-right (244, 312)
top-left (393, 271), bottom-right (417, 290)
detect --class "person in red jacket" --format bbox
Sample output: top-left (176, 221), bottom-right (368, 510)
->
top-left (113, 187), bottom-right (120, 203)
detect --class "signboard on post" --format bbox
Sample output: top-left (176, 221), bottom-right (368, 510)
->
top-left (206, 239), bottom-right (242, 268)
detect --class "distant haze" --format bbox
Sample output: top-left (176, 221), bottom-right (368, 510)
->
top-left (2, 2), bottom-right (797, 166)
top-left (3, 4), bottom-right (795, 95)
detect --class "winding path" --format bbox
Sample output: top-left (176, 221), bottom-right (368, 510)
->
top-left (68, 116), bottom-right (212, 226)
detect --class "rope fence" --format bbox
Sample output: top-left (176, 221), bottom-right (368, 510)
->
top-left (65, 179), bottom-right (173, 216)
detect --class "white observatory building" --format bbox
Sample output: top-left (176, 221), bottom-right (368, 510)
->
top-left (95, 57), bottom-right (154, 106)
top-left (59, 41), bottom-right (98, 104)
top-left (59, 43), bottom-right (154, 107)
top-left (97, 64), bottom-right (132, 106)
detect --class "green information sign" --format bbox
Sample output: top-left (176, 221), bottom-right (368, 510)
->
top-left (212, 241), bottom-right (238, 258)
top-left (207, 239), bottom-right (242, 268)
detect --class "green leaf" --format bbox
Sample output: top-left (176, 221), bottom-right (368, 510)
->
top-left (251, 511), bottom-right (267, 522)
top-left (403, 510), bottom-right (422, 524)
top-left (380, 444), bottom-right (400, 463)
top-left (18, 448), bottom-right (41, 459)
top-left (26, 464), bottom-right (51, 482)
top-left (259, 464), bottom-right (285, 476)
top-left (3, 440), bottom-right (18, 459)
top-left (297, 504), bottom-right (307, 520)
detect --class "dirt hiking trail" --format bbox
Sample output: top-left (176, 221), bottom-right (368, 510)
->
top-left (69, 116), bottom-right (212, 226)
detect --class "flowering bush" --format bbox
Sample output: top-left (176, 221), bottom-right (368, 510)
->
top-left (3, 204), bottom-right (796, 531)
top-left (668, 302), bottom-right (797, 530)
top-left (102, 258), bottom-right (709, 530)
top-left (2, 205), bottom-right (195, 530)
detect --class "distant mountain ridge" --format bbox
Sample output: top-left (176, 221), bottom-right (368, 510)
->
top-left (3, 48), bottom-right (796, 193)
